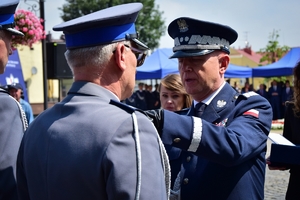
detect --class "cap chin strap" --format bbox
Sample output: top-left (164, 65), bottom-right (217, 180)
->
top-left (0, 22), bottom-right (16, 30)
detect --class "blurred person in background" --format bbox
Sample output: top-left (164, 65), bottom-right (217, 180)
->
top-left (8, 83), bottom-right (34, 124)
top-left (268, 79), bottom-right (282, 120)
top-left (145, 84), bottom-right (155, 109)
top-left (256, 83), bottom-right (269, 100)
top-left (152, 83), bottom-right (161, 109)
top-left (135, 82), bottom-right (148, 110)
top-left (241, 81), bottom-right (252, 93)
top-left (281, 80), bottom-right (293, 117)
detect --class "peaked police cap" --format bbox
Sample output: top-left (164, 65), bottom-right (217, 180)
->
top-left (0, 0), bottom-right (24, 36)
top-left (53, 3), bottom-right (149, 51)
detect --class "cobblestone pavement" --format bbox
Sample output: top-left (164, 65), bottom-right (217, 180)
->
top-left (264, 130), bottom-right (289, 200)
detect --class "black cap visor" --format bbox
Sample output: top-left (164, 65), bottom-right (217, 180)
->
top-left (131, 38), bottom-right (149, 52)
top-left (170, 49), bottom-right (215, 59)
top-left (125, 33), bottom-right (149, 52)
top-left (6, 27), bottom-right (24, 36)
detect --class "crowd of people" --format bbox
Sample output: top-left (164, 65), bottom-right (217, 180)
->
top-left (233, 79), bottom-right (293, 120)
top-left (0, 1), bottom-right (298, 200)
top-left (124, 82), bottom-right (161, 110)
top-left (126, 78), bottom-right (293, 122)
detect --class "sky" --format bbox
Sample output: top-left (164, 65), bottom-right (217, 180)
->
top-left (18, 0), bottom-right (300, 52)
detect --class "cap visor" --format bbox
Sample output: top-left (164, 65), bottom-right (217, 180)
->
top-left (6, 28), bottom-right (24, 36)
top-left (132, 38), bottom-right (149, 51)
top-left (170, 49), bottom-right (214, 59)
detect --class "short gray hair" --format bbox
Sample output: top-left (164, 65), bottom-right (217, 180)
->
top-left (65, 40), bottom-right (131, 70)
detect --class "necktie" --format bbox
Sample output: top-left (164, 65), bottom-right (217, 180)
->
top-left (195, 102), bottom-right (206, 117)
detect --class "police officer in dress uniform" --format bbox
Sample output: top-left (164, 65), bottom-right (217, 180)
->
top-left (17, 3), bottom-right (170, 200)
top-left (0, 1), bottom-right (27, 200)
top-left (145, 18), bottom-right (273, 200)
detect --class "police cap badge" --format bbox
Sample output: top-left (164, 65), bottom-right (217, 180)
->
top-left (0, 0), bottom-right (24, 36)
top-left (53, 3), bottom-right (149, 51)
top-left (168, 17), bottom-right (238, 58)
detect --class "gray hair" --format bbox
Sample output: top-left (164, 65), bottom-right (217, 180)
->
top-left (65, 40), bottom-right (131, 70)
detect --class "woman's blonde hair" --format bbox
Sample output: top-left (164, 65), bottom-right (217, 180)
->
top-left (159, 74), bottom-right (192, 109)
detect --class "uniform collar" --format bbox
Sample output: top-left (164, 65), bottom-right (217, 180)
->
top-left (194, 81), bottom-right (226, 107)
top-left (68, 81), bottom-right (120, 101)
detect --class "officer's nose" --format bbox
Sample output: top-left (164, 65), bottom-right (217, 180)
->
top-left (179, 59), bottom-right (192, 72)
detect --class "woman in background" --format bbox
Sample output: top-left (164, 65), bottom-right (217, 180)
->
top-left (282, 61), bottom-right (300, 200)
top-left (267, 61), bottom-right (300, 200)
top-left (159, 74), bottom-right (192, 111)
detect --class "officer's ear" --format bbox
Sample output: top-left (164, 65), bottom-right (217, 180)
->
top-left (114, 43), bottom-right (127, 72)
top-left (219, 54), bottom-right (229, 74)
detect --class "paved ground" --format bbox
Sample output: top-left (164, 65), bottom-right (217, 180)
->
top-left (264, 130), bottom-right (289, 200)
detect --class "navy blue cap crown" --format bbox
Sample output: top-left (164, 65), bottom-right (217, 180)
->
top-left (168, 17), bottom-right (238, 58)
top-left (8, 82), bottom-right (23, 90)
top-left (0, 0), bottom-right (24, 36)
top-left (53, 3), bottom-right (149, 50)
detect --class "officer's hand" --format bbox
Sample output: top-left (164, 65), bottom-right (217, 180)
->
top-left (140, 109), bottom-right (164, 136)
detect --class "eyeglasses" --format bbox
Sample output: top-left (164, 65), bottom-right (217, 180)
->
top-left (124, 44), bottom-right (147, 67)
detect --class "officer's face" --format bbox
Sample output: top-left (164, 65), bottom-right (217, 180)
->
top-left (178, 51), bottom-right (227, 101)
top-left (0, 30), bottom-right (13, 74)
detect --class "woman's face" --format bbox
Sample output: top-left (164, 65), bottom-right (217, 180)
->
top-left (160, 85), bottom-right (185, 111)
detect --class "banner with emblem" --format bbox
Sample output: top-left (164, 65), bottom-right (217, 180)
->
top-left (0, 49), bottom-right (28, 102)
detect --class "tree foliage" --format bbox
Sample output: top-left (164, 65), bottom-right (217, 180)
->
top-left (258, 30), bottom-right (290, 83)
top-left (258, 29), bottom-right (290, 65)
top-left (59, 0), bottom-right (166, 49)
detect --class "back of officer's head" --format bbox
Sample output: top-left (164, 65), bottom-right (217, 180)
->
top-left (53, 3), bottom-right (149, 71)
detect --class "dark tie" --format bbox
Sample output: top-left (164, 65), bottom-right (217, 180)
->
top-left (195, 102), bottom-right (206, 117)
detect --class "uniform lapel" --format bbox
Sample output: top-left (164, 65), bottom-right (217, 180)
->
top-left (188, 83), bottom-right (238, 123)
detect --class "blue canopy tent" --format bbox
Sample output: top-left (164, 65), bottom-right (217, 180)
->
top-left (225, 64), bottom-right (252, 78)
top-left (252, 47), bottom-right (300, 77)
top-left (0, 50), bottom-right (28, 102)
top-left (136, 48), bottom-right (178, 80)
top-left (136, 48), bottom-right (252, 79)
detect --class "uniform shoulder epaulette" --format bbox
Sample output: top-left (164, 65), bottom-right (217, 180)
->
top-left (109, 99), bottom-right (136, 114)
top-left (241, 91), bottom-right (258, 98)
